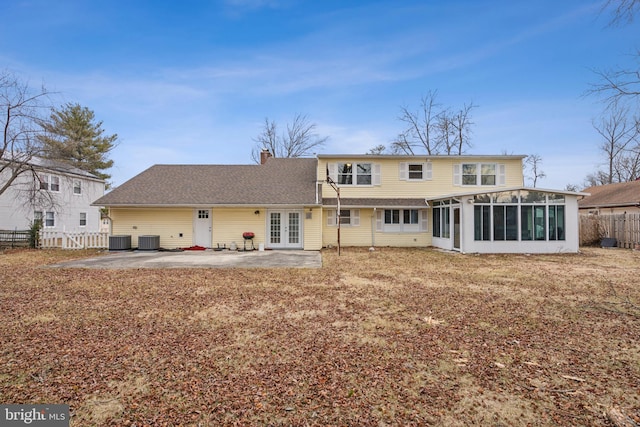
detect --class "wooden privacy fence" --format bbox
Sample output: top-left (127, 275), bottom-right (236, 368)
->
top-left (39, 230), bottom-right (109, 250)
top-left (580, 213), bottom-right (640, 248)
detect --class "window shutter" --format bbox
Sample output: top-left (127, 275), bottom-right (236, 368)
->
top-left (376, 210), bottom-right (383, 231)
top-left (420, 209), bottom-right (428, 231)
top-left (327, 209), bottom-right (335, 226)
top-left (352, 209), bottom-right (360, 226)
top-left (497, 164), bottom-right (506, 186)
top-left (453, 164), bottom-right (461, 186)
top-left (424, 162), bottom-right (432, 180)
top-left (399, 162), bottom-right (408, 180)
top-left (373, 163), bottom-right (381, 185)
top-left (327, 163), bottom-right (338, 181)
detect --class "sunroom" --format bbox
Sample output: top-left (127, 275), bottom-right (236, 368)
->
top-left (426, 187), bottom-right (588, 254)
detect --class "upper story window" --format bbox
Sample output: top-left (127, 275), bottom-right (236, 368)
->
top-left (455, 163), bottom-right (505, 186)
top-left (39, 174), bottom-right (60, 192)
top-left (73, 180), bottom-right (82, 195)
top-left (328, 162), bottom-right (381, 186)
top-left (399, 162), bottom-right (433, 181)
top-left (337, 163), bottom-right (371, 185)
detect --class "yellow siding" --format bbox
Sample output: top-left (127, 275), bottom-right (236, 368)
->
top-left (303, 207), bottom-right (323, 250)
top-left (211, 209), bottom-right (265, 249)
top-left (322, 208), bottom-right (432, 248)
top-left (318, 157), bottom-right (525, 199)
top-left (110, 208), bottom-right (193, 249)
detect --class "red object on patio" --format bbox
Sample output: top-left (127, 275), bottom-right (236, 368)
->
top-left (242, 232), bottom-right (256, 250)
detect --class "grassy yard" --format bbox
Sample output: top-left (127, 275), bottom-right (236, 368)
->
top-left (0, 247), bottom-right (638, 426)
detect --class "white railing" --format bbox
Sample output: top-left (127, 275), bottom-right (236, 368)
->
top-left (39, 230), bottom-right (109, 249)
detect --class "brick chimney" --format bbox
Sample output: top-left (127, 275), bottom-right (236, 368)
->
top-left (260, 149), bottom-right (272, 165)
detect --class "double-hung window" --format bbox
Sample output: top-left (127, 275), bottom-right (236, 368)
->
top-left (39, 175), bottom-right (49, 190)
top-left (45, 211), bottom-right (55, 228)
top-left (330, 162), bottom-right (379, 186)
top-left (399, 162), bottom-right (433, 181)
top-left (456, 163), bottom-right (503, 186)
top-left (327, 209), bottom-right (360, 226)
top-left (79, 212), bottom-right (87, 227)
top-left (337, 163), bottom-right (372, 185)
top-left (38, 174), bottom-right (60, 192)
top-left (73, 180), bottom-right (82, 195)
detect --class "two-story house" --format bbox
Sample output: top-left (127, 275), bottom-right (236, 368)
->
top-left (320, 155), bottom-right (586, 253)
top-left (0, 157), bottom-right (106, 233)
top-left (93, 152), bottom-right (586, 253)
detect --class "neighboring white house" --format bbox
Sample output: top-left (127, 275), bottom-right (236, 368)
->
top-left (0, 157), bottom-right (105, 233)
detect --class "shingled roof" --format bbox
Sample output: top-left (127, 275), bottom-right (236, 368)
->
top-left (93, 157), bottom-right (319, 206)
top-left (579, 180), bottom-right (640, 209)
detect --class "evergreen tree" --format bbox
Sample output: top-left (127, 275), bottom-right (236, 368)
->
top-left (40, 103), bottom-right (117, 183)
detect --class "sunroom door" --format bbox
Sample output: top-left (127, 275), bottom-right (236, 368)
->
top-left (267, 210), bottom-right (303, 249)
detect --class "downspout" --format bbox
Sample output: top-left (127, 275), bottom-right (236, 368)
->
top-left (371, 207), bottom-right (376, 247)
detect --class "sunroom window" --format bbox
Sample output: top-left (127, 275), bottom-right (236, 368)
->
top-left (473, 191), bottom-right (565, 242)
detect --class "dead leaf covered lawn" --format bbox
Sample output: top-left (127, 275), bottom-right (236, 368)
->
top-left (0, 247), bottom-right (639, 426)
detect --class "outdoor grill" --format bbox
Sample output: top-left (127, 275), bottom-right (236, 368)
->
top-left (242, 232), bottom-right (255, 251)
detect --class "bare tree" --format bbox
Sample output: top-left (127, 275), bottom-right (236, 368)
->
top-left (436, 110), bottom-right (456, 155)
top-left (451, 102), bottom-right (476, 155)
top-left (602, 0), bottom-right (640, 26)
top-left (251, 113), bottom-right (327, 162)
top-left (592, 105), bottom-right (640, 183)
top-left (366, 144), bottom-right (387, 155)
top-left (0, 71), bottom-right (54, 207)
top-left (524, 154), bottom-right (546, 187)
top-left (392, 91), bottom-right (476, 156)
top-left (391, 90), bottom-right (442, 155)
top-left (584, 170), bottom-right (612, 187)
top-left (590, 1), bottom-right (640, 109)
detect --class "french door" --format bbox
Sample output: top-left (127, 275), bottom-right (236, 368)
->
top-left (267, 210), bottom-right (303, 249)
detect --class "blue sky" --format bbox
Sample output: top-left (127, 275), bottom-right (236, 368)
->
top-left (2, 0), bottom-right (637, 189)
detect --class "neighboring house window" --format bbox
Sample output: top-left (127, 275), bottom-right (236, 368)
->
top-left (432, 201), bottom-right (450, 238)
top-left (34, 211), bottom-right (43, 225)
top-left (399, 162), bottom-right (433, 181)
top-left (39, 175), bottom-right (48, 190)
top-left (73, 180), bottom-right (82, 195)
top-left (473, 191), bottom-right (565, 242)
top-left (38, 174), bottom-right (60, 192)
top-left (328, 163), bottom-right (381, 186)
top-left (454, 163), bottom-right (505, 186)
top-left (79, 212), bottom-right (87, 227)
top-left (45, 211), bottom-right (55, 228)
top-left (50, 176), bottom-right (60, 192)
top-left (378, 209), bottom-right (427, 233)
top-left (327, 209), bottom-right (360, 226)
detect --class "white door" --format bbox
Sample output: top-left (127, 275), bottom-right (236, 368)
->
top-left (267, 210), bottom-right (303, 249)
top-left (194, 209), bottom-right (212, 248)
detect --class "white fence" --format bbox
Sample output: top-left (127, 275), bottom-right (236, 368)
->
top-left (39, 230), bottom-right (109, 250)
